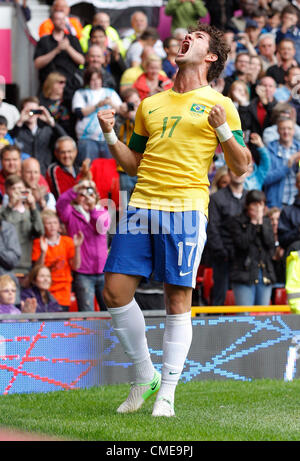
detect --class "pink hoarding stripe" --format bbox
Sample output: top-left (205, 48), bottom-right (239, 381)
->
top-left (0, 29), bottom-right (11, 84)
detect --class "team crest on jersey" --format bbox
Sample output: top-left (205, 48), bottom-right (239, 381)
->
top-left (190, 104), bottom-right (206, 116)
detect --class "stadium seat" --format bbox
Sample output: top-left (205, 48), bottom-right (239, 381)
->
top-left (224, 289), bottom-right (235, 306)
top-left (69, 293), bottom-right (101, 312)
top-left (202, 268), bottom-right (214, 303)
top-left (69, 292), bottom-right (78, 312)
top-left (94, 298), bottom-right (100, 311)
top-left (274, 287), bottom-right (287, 305)
top-left (195, 266), bottom-right (214, 305)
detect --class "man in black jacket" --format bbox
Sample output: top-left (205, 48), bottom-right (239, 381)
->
top-left (10, 97), bottom-right (66, 175)
top-left (238, 75), bottom-right (277, 163)
top-left (34, 10), bottom-right (85, 103)
top-left (206, 169), bottom-right (247, 305)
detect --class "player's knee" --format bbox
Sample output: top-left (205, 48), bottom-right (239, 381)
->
top-left (102, 283), bottom-right (124, 308)
top-left (102, 284), bottom-right (115, 307)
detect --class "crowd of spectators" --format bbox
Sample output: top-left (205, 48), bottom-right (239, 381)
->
top-left (1, 0), bottom-right (300, 315)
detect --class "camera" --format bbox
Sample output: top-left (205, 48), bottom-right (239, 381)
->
top-left (21, 190), bottom-right (29, 201)
top-left (86, 187), bottom-right (94, 196)
top-left (127, 102), bottom-right (135, 111)
top-left (29, 109), bottom-right (43, 116)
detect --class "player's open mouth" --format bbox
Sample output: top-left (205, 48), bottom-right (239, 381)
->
top-left (178, 40), bottom-right (190, 56)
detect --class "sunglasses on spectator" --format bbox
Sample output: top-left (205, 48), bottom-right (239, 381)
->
top-left (0, 289), bottom-right (17, 293)
top-left (57, 80), bottom-right (66, 84)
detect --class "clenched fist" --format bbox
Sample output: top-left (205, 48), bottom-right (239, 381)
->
top-left (97, 109), bottom-right (116, 133)
top-left (208, 104), bottom-right (227, 128)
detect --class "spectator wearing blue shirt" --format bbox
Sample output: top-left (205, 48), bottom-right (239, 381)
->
top-left (275, 4), bottom-right (300, 65)
top-left (274, 65), bottom-right (300, 102)
top-left (263, 102), bottom-right (300, 145)
top-left (235, 19), bottom-right (260, 55)
top-left (264, 116), bottom-right (300, 208)
top-left (244, 132), bottom-right (270, 191)
top-left (162, 37), bottom-right (179, 81)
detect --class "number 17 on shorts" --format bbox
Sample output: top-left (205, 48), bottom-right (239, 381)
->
top-left (164, 210), bottom-right (207, 288)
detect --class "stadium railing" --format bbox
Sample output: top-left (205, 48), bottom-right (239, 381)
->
top-left (190, 305), bottom-right (291, 315)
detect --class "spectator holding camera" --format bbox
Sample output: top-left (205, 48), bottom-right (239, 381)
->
top-left (56, 179), bottom-right (110, 311)
top-left (0, 175), bottom-right (44, 278)
top-left (10, 97), bottom-right (66, 175)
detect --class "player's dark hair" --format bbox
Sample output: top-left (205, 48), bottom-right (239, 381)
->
top-left (188, 23), bottom-right (230, 82)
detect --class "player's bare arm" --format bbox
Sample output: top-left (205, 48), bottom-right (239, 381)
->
top-left (208, 104), bottom-right (251, 176)
top-left (97, 109), bottom-right (143, 176)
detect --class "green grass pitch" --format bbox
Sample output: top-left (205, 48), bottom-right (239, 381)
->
top-left (0, 379), bottom-right (300, 441)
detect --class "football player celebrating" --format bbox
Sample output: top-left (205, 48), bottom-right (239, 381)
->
top-left (98, 23), bottom-right (251, 417)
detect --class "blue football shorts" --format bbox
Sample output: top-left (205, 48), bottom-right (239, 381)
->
top-left (104, 207), bottom-right (207, 288)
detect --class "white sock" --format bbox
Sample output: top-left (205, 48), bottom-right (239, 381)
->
top-left (156, 311), bottom-right (192, 404)
top-left (107, 298), bottom-right (155, 383)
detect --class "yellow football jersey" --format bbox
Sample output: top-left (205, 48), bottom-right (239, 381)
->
top-left (128, 86), bottom-right (245, 215)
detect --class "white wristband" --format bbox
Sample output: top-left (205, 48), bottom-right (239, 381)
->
top-left (103, 130), bottom-right (118, 145)
top-left (215, 122), bottom-right (233, 143)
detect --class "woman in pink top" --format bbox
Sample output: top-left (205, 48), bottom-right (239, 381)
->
top-left (56, 179), bottom-right (111, 311)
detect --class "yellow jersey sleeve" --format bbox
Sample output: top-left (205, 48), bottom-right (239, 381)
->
top-left (221, 97), bottom-right (245, 147)
top-left (128, 100), bottom-right (149, 153)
